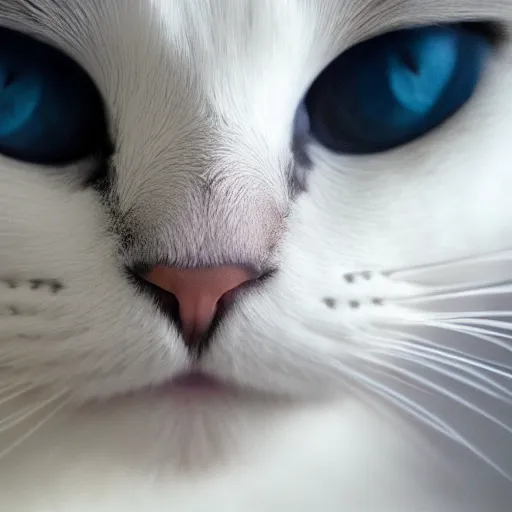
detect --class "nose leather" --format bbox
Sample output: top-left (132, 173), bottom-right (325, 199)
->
top-left (145, 265), bottom-right (255, 343)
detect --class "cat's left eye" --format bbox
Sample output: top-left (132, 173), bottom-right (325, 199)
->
top-left (0, 27), bottom-right (107, 165)
top-left (304, 24), bottom-right (492, 154)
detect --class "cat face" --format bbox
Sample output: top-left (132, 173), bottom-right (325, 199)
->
top-left (1, 0), bottom-right (512, 467)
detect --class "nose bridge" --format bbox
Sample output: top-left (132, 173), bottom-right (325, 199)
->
top-left (119, 148), bottom-right (287, 273)
top-left (118, 130), bottom-right (287, 217)
top-left (145, 265), bottom-right (255, 344)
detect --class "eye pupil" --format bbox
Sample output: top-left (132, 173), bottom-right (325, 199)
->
top-left (399, 50), bottom-right (419, 74)
top-left (4, 71), bottom-right (15, 88)
top-left (304, 24), bottom-right (491, 154)
top-left (388, 32), bottom-right (459, 115)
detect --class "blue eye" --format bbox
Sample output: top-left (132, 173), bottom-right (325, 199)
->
top-left (305, 24), bottom-right (491, 154)
top-left (0, 27), bottom-right (107, 165)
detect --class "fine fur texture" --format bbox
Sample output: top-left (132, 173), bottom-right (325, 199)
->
top-left (1, 1), bottom-right (512, 511)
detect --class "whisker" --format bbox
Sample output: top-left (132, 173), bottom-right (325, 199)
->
top-left (372, 328), bottom-right (512, 377)
top-left (0, 389), bottom-right (69, 434)
top-left (338, 361), bottom-right (511, 480)
top-left (369, 325), bottom-right (512, 369)
top-left (422, 321), bottom-right (512, 354)
top-left (353, 321), bottom-right (512, 372)
top-left (447, 318), bottom-right (512, 334)
top-left (0, 393), bottom-right (70, 461)
top-left (331, 358), bottom-right (454, 435)
top-left (364, 336), bottom-right (512, 407)
top-left (358, 364), bottom-right (437, 396)
top-left (0, 382), bottom-right (42, 408)
top-left (393, 282), bottom-right (512, 305)
top-left (370, 343), bottom-right (512, 403)
top-left (354, 248), bottom-right (512, 480)
top-left (383, 319), bottom-right (512, 356)
top-left (426, 311), bottom-right (512, 320)
top-left (359, 354), bottom-right (512, 436)
top-left (385, 249), bottom-right (512, 284)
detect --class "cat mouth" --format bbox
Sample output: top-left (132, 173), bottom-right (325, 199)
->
top-left (150, 371), bottom-right (236, 397)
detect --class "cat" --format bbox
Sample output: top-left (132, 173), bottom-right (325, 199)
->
top-left (1, 0), bottom-right (512, 510)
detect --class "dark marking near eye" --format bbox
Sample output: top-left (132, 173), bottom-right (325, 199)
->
top-left (288, 158), bottom-right (310, 197)
top-left (8, 306), bottom-right (20, 315)
top-left (349, 300), bottom-right (360, 309)
top-left (290, 134), bottom-right (312, 193)
top-left (289, 102), bottom-right (313, 195)
top-left (361, 271), bottom-right (372, 280)
top-left (291, 136), bottom-right (312, 171)
top-left (323, 297), bottom-right (337, 309)
top-left (84, 143), bottom-right (115, 191)
top-left (372, 298), bottom-right (383, 306)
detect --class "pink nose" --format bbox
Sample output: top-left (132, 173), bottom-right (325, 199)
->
top-left (145, 265), bottom-right (255, 343)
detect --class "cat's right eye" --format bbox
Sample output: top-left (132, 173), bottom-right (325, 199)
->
top-left (0, 27), bottom-right (107, 165)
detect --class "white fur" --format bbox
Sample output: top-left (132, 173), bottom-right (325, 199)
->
top-left (1, 1), bottom-right (512, 510)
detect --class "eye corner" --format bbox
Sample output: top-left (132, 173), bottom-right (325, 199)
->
top-left (460, 21), bottom-right (504, 46)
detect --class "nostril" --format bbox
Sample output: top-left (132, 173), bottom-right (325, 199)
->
top-left (127, 269), bottom-right (182, 327)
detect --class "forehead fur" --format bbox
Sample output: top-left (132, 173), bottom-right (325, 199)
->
top-left (1, 1), bottom-right (510, 96)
